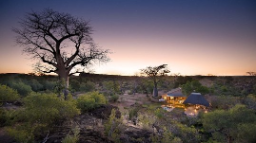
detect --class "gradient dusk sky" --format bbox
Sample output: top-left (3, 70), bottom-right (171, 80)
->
top-left (0, 0), bottom-right (255, 76)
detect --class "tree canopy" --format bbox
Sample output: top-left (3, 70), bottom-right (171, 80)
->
top-left (14, 9), bottom-right (109, 99)
top-left (141, 64), bottom-right (170, 97)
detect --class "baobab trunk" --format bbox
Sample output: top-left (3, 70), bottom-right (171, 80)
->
top-left (153, 78), bottom-right (158, 97)
top-left (153, 86), bottom-right (158, 97)
top-left (58, 70), bottom-right (69, 100)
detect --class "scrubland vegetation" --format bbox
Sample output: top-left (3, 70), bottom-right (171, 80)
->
top-left (0, 73), bottom-right (256, 143)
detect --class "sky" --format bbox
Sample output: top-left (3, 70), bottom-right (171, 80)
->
top-left (0, 0), bottom-right (255, 76)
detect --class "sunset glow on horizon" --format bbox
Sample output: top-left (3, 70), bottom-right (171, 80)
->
top-left (0, 0), bottom-right (255, 76)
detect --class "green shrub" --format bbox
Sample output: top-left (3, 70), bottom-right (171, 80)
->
top-left (10, 81), bottom-right (32, 96)
top-left (109, 94), bottom-right (119, 103)
top-left (137, 110), bottom-right (157, 129)
top-left (0, 109), bottom-right (19, 126)
top-left (77, 91), bottom-right (107, 112)
top-left (209, 95), bottom-right (240, 109)
top-left (22, 93), bottom-right (80, 124)
top-left (202, 104), bottom-right (256, 142)
top-left (154, 108), bottom-right (165, 119)
top-left (26, 79), bottom-right (43, 92)
top-left (128, 108), bottom-right (139, 120)
top-left (175, 123), bottom-right (200, 143)
top-left (0, 84), bottom-right (20, 104)
top-left (6, 126), bottom-right (34, 143)
top-left (42, 80), bottom-right (56, 91)
top-left (5, 93), bottom-right (80, 142)
top-left (102, 81), bottom-right (120, 96)
top-left (182, 80), bottom-right (209, 95)
top-left (243, 94), bottom-right (256, 110)
top-left (137, 79), bottom-right (154, 94)
top-left (79, 81), bottom-right (95, 92)
top-left (62, 126), bottom-right (80, 143)
top-left (104, 109), bottom-right (122, 142)
top-left (69, 79), bottom-right (80, 92)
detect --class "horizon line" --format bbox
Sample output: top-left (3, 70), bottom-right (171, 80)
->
top-left (0, 72), bottom-right (251, 77)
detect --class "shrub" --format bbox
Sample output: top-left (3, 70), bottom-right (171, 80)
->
top-left (138, 79), bottom-right (154, 94)
top-left (5, 93), bottom-right (80, 142)
top-left (10, 81), bottom-right (32, 96)
top-left (182, 80), bottom-right (209, 95)
top-left (202, 104), bottom-right (256, 142)
top-left (209, 95), bottom-right (240, 109)
top-left (104, 109), bottom-right (122, 142)
top-left (42, 80), bottom-right (56, 91)
top-left (62, 126), bottom-right (80, 143)
top-left (0, 109), bottom-right (20, 126)
top-left (160, 127), bottom-right (183, 143)
top-left (174, 123), bottom-right (200, 143)
top-left (0, 84), bottom-right (20, 104)
top-left (22, 93), bottom-right (80, 124)
top-left (77, 91), bottom-right (107, 112)
top-left (137, 109), bottom-right (157, 129)
top-left (243, 94), bottom-right (256, 110)
top-left (69, 79), bottom-right (80, 92)
top-left (102, 81), bottom-right (120, 96)
top-left (26, 79), bottom-right (43, 92)
top-left (109, 94), bottom-right (119, 103)
top-left (79, 81), bottom-right (96, 92)
top-left (154, 108), bottom-right (165, 119)
top-left (128, 107), bottom-right (139, 120)
top-left (6, 126), bottom-right (34, 143)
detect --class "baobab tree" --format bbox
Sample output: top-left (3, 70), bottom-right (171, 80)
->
top-left (141, 64), bottom-right (170, 97)
top-left (14, 9), bottom-right (109, 99)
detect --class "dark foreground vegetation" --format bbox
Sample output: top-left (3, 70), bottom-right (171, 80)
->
top-left (0, 73), bottom-right (256, 143)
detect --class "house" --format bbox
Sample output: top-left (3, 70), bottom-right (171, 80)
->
top-left (161, 88), bottom-right (186, 106)
top-left (183, 92), bottom-right (209, 107)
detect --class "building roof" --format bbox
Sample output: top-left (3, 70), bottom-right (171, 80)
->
top-left (167, 88), bottom-right (186, 97)
top-left (183, 93), bottom-right (209, 106)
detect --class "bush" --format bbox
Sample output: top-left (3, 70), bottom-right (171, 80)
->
top-left (22, 93), bottom-right (80, 124)
top-left (202, 104), bottom-right (256, 142)
top-left (25, 79), bottom-right (43, 92)
top-left (129, 107), bottom-right (139, 120)
top-left (62, 126), bottom-right (80, 143)
top-left (174, 123), bottom-right (200, 143)
top-left (42, 80), bottom-right (56, 91)
top-left (138, 79), bottom-right (154, 94)
top-left (109, 94), bottom-right (119, 103)
top-left (0, 84), bottom-right (20, 104)
top-left (6, 126), bottom-right (34, 143)
top-left (182, 80), bottom-right (209, 95)
top-left (5, 93), bottom-right (80, 142)
top-left (10, 81), bottom-right (32, 96)
top-left (0, 109), bottom-right (18, 126)
top-left (104, 109), bottom-right (122, 142)
top-left (102, 81), bottom-right (120, 96)
top-left (79, 81), bottom-right (96, 92)
top-left (77, 91), bottom-right (107, 112)
top-left (243, 94), bottom-right (256, 110)
top-left (209, 95), bottom-right (240, 109)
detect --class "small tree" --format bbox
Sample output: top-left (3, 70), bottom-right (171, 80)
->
top-left (140, 64), bottom-right (170, 97)
top-left (14, 9), bottom-right (109, 99)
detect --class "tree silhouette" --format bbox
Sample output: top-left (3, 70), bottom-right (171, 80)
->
top-left (141, 64), bottom-right (170, 97)
top-left (14, 9), bottom-right (109, 99)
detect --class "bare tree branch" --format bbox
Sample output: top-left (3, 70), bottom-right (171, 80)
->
top-left (14, 9), bottom-right (109, 99)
